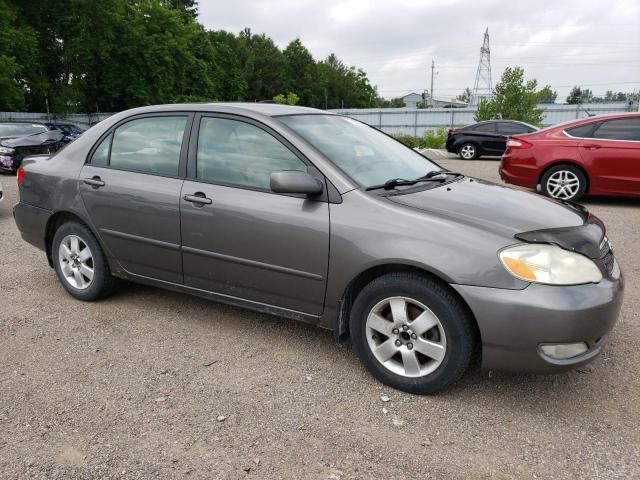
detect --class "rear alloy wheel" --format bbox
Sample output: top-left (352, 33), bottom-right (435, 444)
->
top-left (58, 235), bottom-right (94, 290)
top-left (458, 143), bottom-right (478, 160)
top-left (350, 273), bottom-right (474, 394)
top-left (52, 221), bottom-right (117, 301)
top-left (541, 165), bottom-right (587, 202)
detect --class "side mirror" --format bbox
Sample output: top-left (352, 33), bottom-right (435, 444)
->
top-left (270, 170), bottom-right (324, 195)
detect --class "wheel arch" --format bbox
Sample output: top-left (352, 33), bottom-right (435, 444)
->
top-left (44, 211), bottom-right (103, 267)
top-left (334, 263), bottom-right (482, 361)
top-left (538, 161), bottom-right (590, 193)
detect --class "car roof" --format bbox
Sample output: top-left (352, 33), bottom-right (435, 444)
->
top-left (119, 102), bottom-right (329, 118)
top-left (468, 120), bottom-right (533, 126)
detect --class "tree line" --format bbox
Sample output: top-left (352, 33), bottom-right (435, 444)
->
top-left (566, 87), bottom-right (638, 105)
top-left (0, 0), bottom-right (379, 113)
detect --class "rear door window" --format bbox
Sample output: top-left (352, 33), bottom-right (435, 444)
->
top-left (591, 118), bottom-right (640, 141)
top-left (110, 116), bottom-right (187, 176)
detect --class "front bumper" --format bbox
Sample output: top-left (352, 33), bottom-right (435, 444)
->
top-left (453, 265), bottom-right (624, 373)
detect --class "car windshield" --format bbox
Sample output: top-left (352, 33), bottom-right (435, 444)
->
top-left (0, 123), bottom-right (48, 137)
top-left (278, 114), bottom-right (440, 187)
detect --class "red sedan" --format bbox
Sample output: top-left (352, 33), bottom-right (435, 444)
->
top-left (500, 113), bottom-right (640, 201)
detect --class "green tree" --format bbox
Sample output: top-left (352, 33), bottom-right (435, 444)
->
top-left (377, 96), bottom-right (406, 108)
top-left (0, 0), bottom-right (38, 110)
top-left (473, 66), bottom-right (549, 125)
top-left (317, 54), bottom-right (377, 109)
top-left (239, 29), bottom-right (287, 102)
top-left (539, 89), bottom-right (557, 104)
top-left (1, 1), bottom-right (380, 113)
top-left (457, 87), bottom-right (472, 104)
top-left (166, 0), bottom-right (198, 18)
top-left (566, 86), bottom-right (594, 105)
top-left (283, 39), bottom-right (318, 106)
top-left (208, 30), bottom-right (248, 101)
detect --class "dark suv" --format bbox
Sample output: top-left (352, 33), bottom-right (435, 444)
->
top-left (446, 120), bottom-right (538, 159)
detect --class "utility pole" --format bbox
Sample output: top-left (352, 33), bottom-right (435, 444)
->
top-left (430, 59), bottom-right (435, 108)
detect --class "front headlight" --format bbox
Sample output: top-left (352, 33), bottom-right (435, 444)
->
top-left (499, 243), bottom-right (602, 285)
top-left (0, 146), bottom-right (15, 154)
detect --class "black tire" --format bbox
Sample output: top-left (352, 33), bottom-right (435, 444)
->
top-left (540, 164), bottom-right (587, 202)
top-left (458, 142), bottom-right (479, 160)
top-left (350, 273), bottom-right (474, 394)
top-left (52, 221), bottom-right (117, 301)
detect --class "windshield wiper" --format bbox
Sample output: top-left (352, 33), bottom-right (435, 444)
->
top-left (421, 170), bottom-right (464, 179)
top-left (365, 170), bottom-right (464, 191)
top-left (365, 178), bottom-right (414, 191)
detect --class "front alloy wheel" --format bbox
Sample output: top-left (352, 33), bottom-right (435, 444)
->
top-left (350, 273), bottom-right (474, 394)
top-left (366, 296), bottom-right (446, 377)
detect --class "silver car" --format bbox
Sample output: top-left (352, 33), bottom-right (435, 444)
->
top-left (13, 104), bottom-right (624, 394)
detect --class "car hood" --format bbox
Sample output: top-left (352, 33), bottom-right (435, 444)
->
top-left (387, 177), bottom-right (587, 238)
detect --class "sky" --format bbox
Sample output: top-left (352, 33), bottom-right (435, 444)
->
top-left (198, 0), bottom-right (640, 103)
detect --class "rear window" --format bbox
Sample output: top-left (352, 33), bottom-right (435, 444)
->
top-left (0, 123), bottom-right (48, 137)
top-left (90, 134), bottom-right (111, 166)
top-left (497, 122), bottom-right (534, 135)
top-left (470, 123), bottom-right (496, 133)
top-left (565, 123), bottom-right (599, 138)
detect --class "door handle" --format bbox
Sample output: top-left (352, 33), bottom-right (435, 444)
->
top-left (183, 193), bottom-right (212, 205)
top-left (84, 176), bottom-right (105, 187)
top-left (581, 144), bottom-right (601, 150)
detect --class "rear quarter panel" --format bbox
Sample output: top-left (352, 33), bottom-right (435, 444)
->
top-left (502, 130), bottom-right (583, 188)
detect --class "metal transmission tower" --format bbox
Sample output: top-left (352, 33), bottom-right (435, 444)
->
top-left (470, 28), bottom-right (492, 106)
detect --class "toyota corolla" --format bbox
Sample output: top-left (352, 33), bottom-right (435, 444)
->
top-left (13, 104), bottom-right (624, 394)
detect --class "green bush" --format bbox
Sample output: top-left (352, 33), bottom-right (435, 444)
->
top-left (393, 133), bottom-right (421, 149)
top-left (421, 127), bottom-right (448, 149)
top-left (393, 127), bottom-right (448, 150)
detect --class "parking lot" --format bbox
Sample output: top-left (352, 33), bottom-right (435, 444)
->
top-left (1, 157), bottom-right (639, 479)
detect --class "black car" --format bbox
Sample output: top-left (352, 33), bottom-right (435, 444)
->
top-left (44, 122), bottom-right (86, 140)
top-left (0, 122), bottom-right (66, 173)
top-left (446, 120), bottom-right (538, 160)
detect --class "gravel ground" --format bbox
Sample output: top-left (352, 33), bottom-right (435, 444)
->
top-left (1, 157), bottom-right (639, 479)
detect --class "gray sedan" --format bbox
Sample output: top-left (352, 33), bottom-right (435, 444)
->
top-left (13, 104), bottom-right (624, 394)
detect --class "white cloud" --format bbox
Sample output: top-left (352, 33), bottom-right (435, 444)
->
top-left (198, 0), bottom-right (640, 101)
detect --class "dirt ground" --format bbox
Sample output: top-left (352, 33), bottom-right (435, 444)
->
top-left (1, 156), bottom-right (639, 479)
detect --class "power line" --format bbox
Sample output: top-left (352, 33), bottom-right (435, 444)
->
top-left (377, 80), bottom-right (640, 93)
